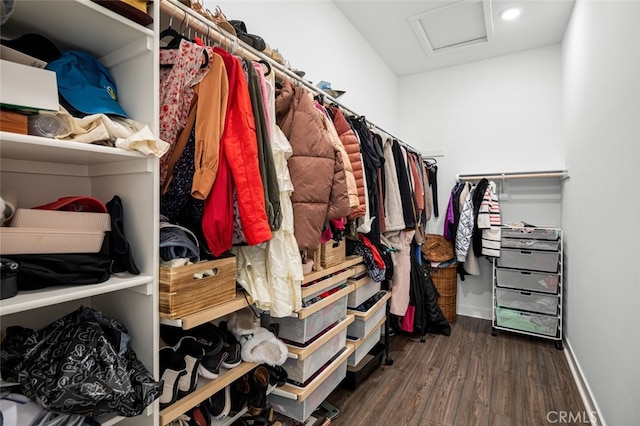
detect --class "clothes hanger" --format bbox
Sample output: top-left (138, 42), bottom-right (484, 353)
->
top-left (257, 59), bottom-right (271, 77)
top-left (160, 12), bottom-right (210, 69)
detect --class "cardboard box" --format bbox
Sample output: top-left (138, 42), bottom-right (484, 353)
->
top-left (0, 60), bottom-right (59, 112)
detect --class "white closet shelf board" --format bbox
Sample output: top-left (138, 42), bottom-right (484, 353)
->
top-left (1, 0), bottom-right (153, 59)
top-left (0, 133), bottom-right (153, 175)
top-left (0, 274), bottom-right (154, 316)
top-left (456, 170), bottom-right (569, 181)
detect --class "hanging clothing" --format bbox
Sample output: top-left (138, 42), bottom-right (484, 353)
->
top-left (244, 58), bottom-right (281, 231)
top-left (391, 140), bottom-right (417, 229)
top-left (159, 39), bottom-right (209, 188)
top-left (387, 229), bottom-right (415, 316)
top-left (329, 106), bottom-right (366, 219)
top-left (275, 78), bottom-right (349, 253)
top-left (371, 133), bottom-right (387, 234)
top-left (427, 162), bottom-right (439, 217)
top-left (381, 137), bottom-right (404, 232)
top-left (421, 160), bottom-right (433, 222)
top-left (479, 181), bottom-right (501, 257)
top-left (202, 48), bottom-right (272, 256)
top-left (232, 126), bottom-right (303, 317)
top-left (455, 182), bottom-right (474, 262)
top-left (471, 178), bottom-right (490, 257)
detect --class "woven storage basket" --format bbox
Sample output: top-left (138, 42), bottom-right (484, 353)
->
top-left (428, 264), bottom-right (457, 323)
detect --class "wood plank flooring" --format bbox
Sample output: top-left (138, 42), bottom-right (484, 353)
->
top-left (326, 316), bottom-right (585, 426)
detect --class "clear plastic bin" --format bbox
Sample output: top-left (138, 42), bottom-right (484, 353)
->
top-left (495, 307), bottom-right (558, 337)
top-left (497, 248), bottom-right (559, 273)
top-left (347, 324), bottom-right (382, 367)
top-left (282, 327), bottom-right (347, 383)
top-left (347, 275), bottom-right (381, 309)
top-left (501, 238), bottom-right (560, 251)
top-left (496, 268), bottom-right (559, 294)
top-left (496, 288), bottom-right (558, 315)
top-left (347, 298), bottom-right (386, 339)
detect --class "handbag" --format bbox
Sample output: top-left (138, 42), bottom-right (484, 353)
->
top-left (422, 234), bottom-right (454, 262)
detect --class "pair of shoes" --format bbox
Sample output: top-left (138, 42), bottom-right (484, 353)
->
top-left (229, 308), bottom-right (288, 367)
top-left (159, 346), bottom-right (187, 409)
top-left (190, 322), bottom-right (229, 379)
top-left (247, 365), bottom-right (270, 416)
top-left (219, 320), bottom-right (242, 368)
top-left (229, 19), bottom-right (266, 51)
top-left (202, 385), bottom-right (231, 420)
top-left (229, 373), bottom-right (251, 415)
top-left (174, 336), bottom-right (205, 398)
top-left (262, 364), bottom-right (287, 387)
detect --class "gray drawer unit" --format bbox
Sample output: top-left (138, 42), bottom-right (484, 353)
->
top-left (501, 238), bottom-right (560, 251)
top-left (497, 248), bottom-right (559, 273)
top-left (496, 288), bottom-right (558, 315)
top-left (495, 268), bottom-right (559, 294)
top-left (492, 227), bottom-right (563, 349)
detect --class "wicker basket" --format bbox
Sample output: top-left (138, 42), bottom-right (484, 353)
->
top-left (428, 265), bottom-right (457, 323)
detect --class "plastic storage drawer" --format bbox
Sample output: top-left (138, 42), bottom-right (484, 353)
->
top-left (347, 275), bottom-right (381, 309)
top-left (347, 293), bottom-right (388, 338)
top-left (282, 326), bottom-right (347, 384)
top-left (268, 356), bottom-right (348, 422)
top-left (501, 238), bottom-right (560, 251)
top-left (495, 307), bottom-right (558, 337)
top-left (495, 268), bottom-right (559, 294)
top-left (266, 296), bottom-right (348, 344)
top-left (497, 248), bottom-right (559, 272)
top-left (496, 288), bottom-right (558, 315)
top-left (347, 323), bottom-right (382, 367)
top-left (501, 227), bottom-right (560, 240)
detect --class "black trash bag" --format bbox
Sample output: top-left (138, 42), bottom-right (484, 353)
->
top-left (0, 306), bottom-right (160, 417)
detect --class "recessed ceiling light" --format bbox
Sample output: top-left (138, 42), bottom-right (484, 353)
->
top-left (499, 7), bottom-right (521, 21)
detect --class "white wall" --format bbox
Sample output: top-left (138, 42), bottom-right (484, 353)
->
top-left (562, 1), bottom-right (640, 424)
top-left (208, 0), bottom-right (399, 133)
top-left (397, 46), bottom-right (564, 318)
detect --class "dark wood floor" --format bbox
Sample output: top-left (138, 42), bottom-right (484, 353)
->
top-left (326, 316), bottom-right (585, 426)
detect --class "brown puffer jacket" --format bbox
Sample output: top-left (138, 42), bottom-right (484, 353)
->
top-left (329, 107), bottom-right (366, 219)
top-left (275, 79), bottom-right (350, 253)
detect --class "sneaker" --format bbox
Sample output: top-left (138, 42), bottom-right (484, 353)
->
top-left (218, 320), bottom-right (242, 368)
top-left (189, 322), bottom-right (227, 379)
top-left (173, 336), bottom-right (205, 397)
top-left (159, 347), bottom-right (186, 409)
top-left (198, 348), bottom-right (228, 380)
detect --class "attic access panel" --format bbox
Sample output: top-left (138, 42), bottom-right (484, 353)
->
top-left (409, 0), bottom-right (494, 56)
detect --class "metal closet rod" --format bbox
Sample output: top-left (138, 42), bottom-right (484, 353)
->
top-left (456, 170), bottom-right (569, 181)
top-left (159, 0), bottom-right (418, 155)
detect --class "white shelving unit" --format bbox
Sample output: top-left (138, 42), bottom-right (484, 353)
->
top-left (0, 1), bottom-right (159, 425)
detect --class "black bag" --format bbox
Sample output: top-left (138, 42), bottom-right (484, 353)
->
top-left (0, 306), bottom-right (160, 417)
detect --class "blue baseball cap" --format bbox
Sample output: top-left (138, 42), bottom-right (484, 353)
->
top-left (45, 50), bottom-right (128, 117)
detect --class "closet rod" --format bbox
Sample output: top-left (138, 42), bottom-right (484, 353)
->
top-left (159, 0), bottom-right (418, 155)
top-left (456, 170), bottom-right (569, 182)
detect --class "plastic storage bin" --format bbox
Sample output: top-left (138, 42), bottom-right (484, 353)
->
top-left (496, 288), bottom-right (558, 315)
top-left (267, 296), bottom-right (348, 344)
top-left (347, 323), bottom-right (382, 367)
top-left (347, 298), bottom-right (386, 339)
top-left (495, 307), bottom-right (558, 337)
top-left (347, 275), bottom-right (381, 309)
top-left (282, 326), bottom-right (347, 384)
top-left (501, 238), bottom-right (560, 251)
top-left (501, 227), bottom-right (560, 240)
top-left (495, 268), bottom-right (559, 294)
top-left (497, 248), bottom-right (559, 273)
top-left (268, 356), bottom-right (348, 422)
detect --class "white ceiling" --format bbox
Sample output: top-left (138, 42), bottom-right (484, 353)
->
top-left (333, 0), bottom-right (576, 77)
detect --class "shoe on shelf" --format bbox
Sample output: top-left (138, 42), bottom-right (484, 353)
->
top-left (203, 385), bottom-right (231, 421)
top-left (188, 322), bottom-right (228, 379)
top-left (247, 366), bottom-right (270, 416)
top-left (218, 320), bottom-right (242, 368)
top-left (229, 373), bottom-right (251, 415)
top-left (159, 346), bottom-right (187, 409)
top-left (173, 336), bottom-right (205, 398)
top-left (263, 364), bottom-right (288, 387)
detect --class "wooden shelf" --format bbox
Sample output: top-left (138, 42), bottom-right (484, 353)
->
top-left (159, 361), bottom-right (258, 425)
top-left (159, 291), bottom-right (254, 330)
top-left (347, 291), bottom-right (391, 321)
top-left (271, 344), bottom-right (354, 402)
top-left (287, 315), bottom-right (354, 361)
